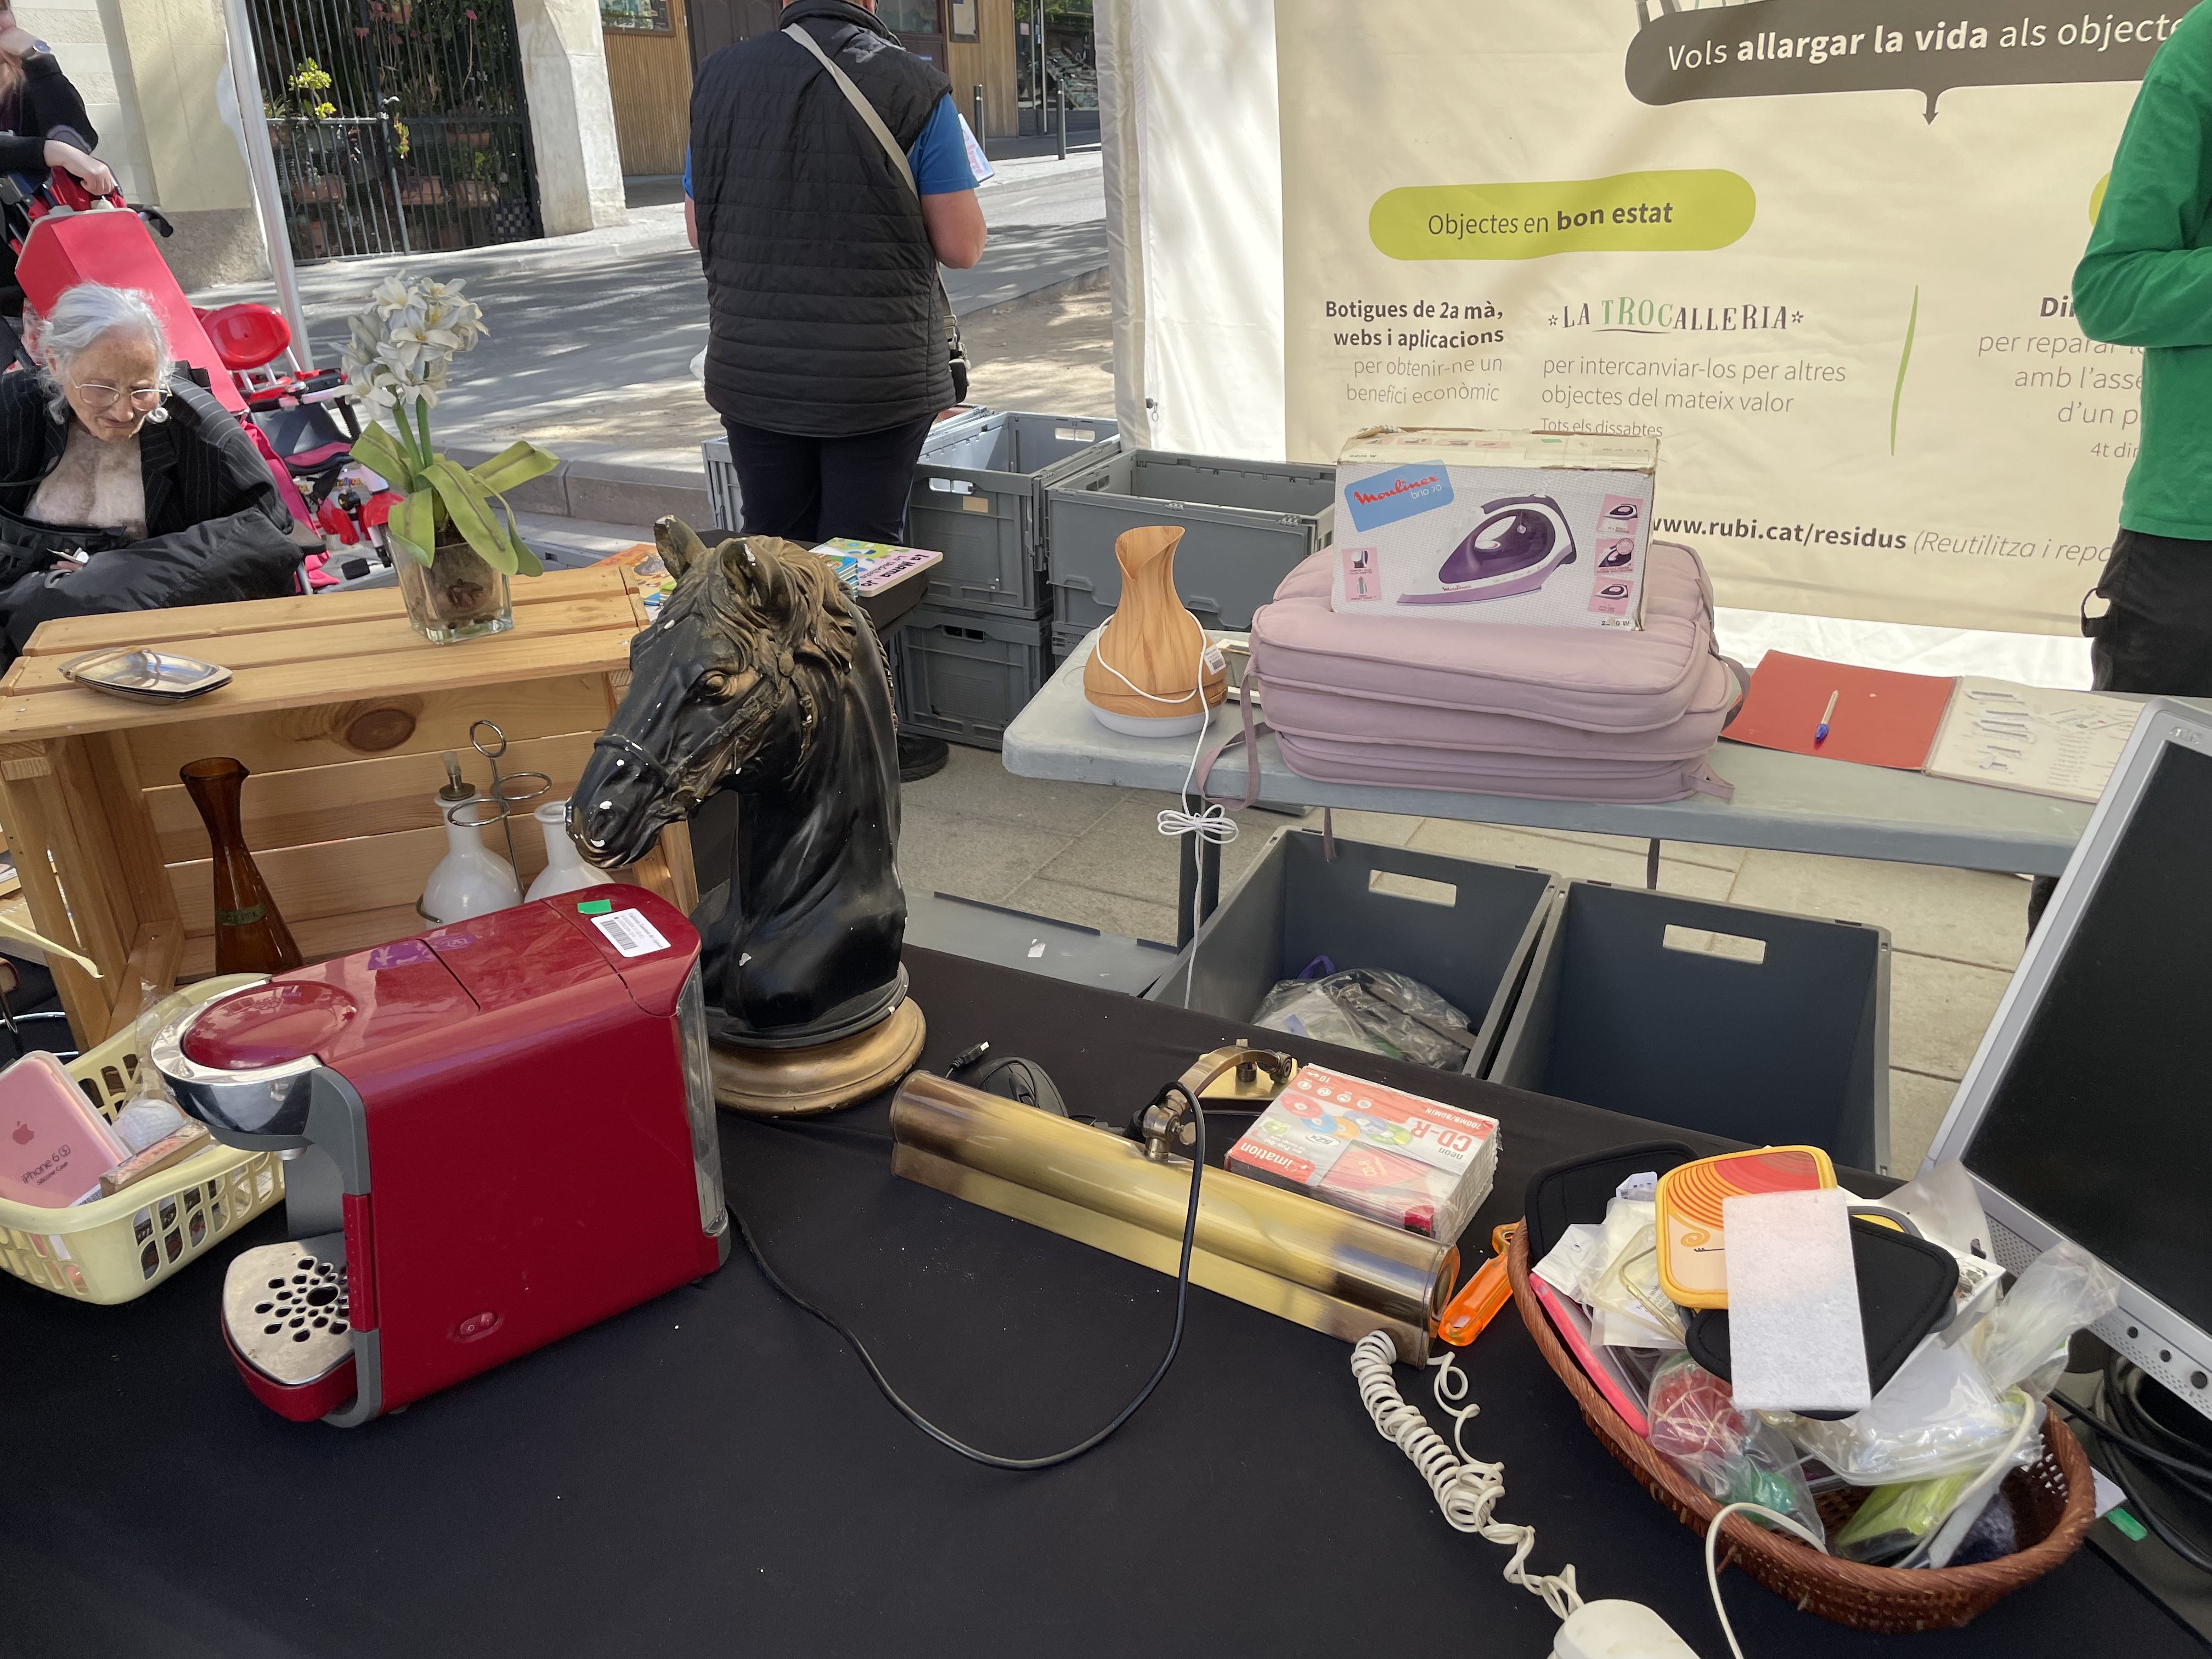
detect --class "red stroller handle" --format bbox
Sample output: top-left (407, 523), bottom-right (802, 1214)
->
top-left (48, 170), bottom-right (124, 213)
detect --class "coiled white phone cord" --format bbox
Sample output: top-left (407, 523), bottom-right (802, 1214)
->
top-left (1350, 1331), bottom-right (1584, 1621)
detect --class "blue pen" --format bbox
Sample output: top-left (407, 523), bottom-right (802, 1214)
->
top-left (1815, 689), bottom-right (1839, 746)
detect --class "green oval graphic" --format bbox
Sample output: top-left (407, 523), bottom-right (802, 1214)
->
top-left (1370, 171), bottom-right (1756, 262)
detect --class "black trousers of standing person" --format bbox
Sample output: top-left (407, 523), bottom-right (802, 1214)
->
top-left (720, 415), bottom-right (938, 545)
top-left (2028, 528), bottom-right (2212, 931)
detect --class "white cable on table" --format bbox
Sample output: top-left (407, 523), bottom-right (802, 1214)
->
top-left (1350, 1331), bottom-right (1584, 1621)
top-left (1091, 631), bottom-right (1237, 1004)
top-left (1703, 1501), bottom-right (1824, 1659)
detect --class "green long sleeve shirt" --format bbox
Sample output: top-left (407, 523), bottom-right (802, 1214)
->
top-left (2074, 3), bottom-right (2212, 543)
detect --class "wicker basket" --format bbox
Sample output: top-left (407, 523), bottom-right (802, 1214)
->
top-left (0, 977), bottom-right (285, 1305)
top-left (1506, 1226), bottom-right (2095, 1633)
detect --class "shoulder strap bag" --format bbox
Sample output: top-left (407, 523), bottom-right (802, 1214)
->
top-left (783, 22), bottom-right (970, 404)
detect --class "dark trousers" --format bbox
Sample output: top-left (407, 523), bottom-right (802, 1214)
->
top-left (719, 415), bottom-right (936, 545)
top-left (2028, 527), bottom-right (2212, 930)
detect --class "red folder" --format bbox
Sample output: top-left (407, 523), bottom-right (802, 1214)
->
top-left (1726, 652), bottom-right (1955, 770)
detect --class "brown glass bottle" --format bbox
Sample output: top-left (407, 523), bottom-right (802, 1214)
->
top-left (180, 758), bottom-right (303, 975)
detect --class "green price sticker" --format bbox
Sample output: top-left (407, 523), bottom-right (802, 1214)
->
top-left (575, 899), bottom-right (614, 915)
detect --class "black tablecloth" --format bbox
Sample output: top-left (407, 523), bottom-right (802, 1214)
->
top-left (0, 948), bottom-right (2195, 1658)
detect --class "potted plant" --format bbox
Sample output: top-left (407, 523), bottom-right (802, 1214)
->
top-left (341, 274), bottom-right (557, 643)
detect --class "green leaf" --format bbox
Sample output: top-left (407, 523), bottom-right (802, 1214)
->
top-left (426, 459), bottom-right (517, 575)
top-left (493, 494), bottom-right (545, 578)
top-left (389, 491), bottom-right (435, 566)
top-left (467, 440), bottom-right (559, 497)
top-left (352, 421), bottom-right (415, 490)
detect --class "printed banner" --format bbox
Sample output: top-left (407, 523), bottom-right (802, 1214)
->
top-left (1276, 0), bottom-right (2196, 632)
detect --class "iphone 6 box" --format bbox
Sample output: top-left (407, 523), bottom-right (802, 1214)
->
top-left (1333, 427), bottom-right (1657, 630)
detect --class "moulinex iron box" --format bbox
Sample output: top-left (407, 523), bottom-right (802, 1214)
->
top-left (1225, 1063), bottom-right (1500, 1241)
top-left (1331, 428), bottom-right (1658, 630)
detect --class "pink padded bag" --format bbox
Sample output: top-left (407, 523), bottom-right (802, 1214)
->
top-left (1236, 540), bottom-right (1738, 804)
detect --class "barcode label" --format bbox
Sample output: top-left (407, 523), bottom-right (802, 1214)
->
top-left (1202, 645), bottom-right (1227, 674)
top-left (592, 909), bottom-right (671, 958)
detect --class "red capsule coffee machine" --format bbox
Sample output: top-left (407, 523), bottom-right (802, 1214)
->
top-left (152, 889), bottom-right (729, 1426)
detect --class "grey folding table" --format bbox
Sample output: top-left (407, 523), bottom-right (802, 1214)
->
top-left (1003, 631), bottom-right (2095, 943)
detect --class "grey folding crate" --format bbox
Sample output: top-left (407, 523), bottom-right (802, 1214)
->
top-left (907, 411), bottom-right (1120, 616)
top-left (1145, 826), bottom-right (1559, 1078)
top-left (1048, 449), bottom-right (1337, 632)
top-left (702, 405), bottom-right (997, 542)
top-left (702, 436), bottom-right (740, 534)
top-left (894, 603), bottom-right (1054, 750)
top-left (1488, 881), bottom-right (1892, 1172)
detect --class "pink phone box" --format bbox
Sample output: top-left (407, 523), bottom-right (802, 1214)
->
top-left (1341, 545), bottom-right (1381, 601)
top-left (0, 1051), bottom-right (128, 1209)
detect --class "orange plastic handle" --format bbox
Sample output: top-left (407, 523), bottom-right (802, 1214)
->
top-left (1435, 1223), bottom-right (1519, 1346)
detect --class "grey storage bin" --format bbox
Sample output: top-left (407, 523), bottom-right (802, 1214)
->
top-left (908, 411), bottom-right (1120, 616)
top-left (1048, 450), bottom-right (1337, 631)
top-left (1146, 827), bottom-right (1557, 1077)
top-left (894, 603), bottom-right (1054, 750)
top-left (703, 436), bottom-right (740, 534)
top-left (1489, 881), bottom-right (1891, 1171)
top-left (1052, 622), bottom-right (1091, 664)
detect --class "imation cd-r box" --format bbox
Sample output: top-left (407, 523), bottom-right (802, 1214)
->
top-left (1332, 428), bottom-right (1658, 630)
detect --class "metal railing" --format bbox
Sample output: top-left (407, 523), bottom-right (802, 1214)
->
top-left (252, 0), bottom-right (541, 263)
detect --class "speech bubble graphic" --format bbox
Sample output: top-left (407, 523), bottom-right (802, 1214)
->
top-left (1370, 171), bottom-right (1755, 261)
top-left (1626, 0), bottom-right (2197, 122)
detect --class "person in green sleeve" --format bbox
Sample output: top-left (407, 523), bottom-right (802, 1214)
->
top-left (2073, 3), bottom-right (2212, 695)
top-left (2029, 10), bottom-right (2212, 936)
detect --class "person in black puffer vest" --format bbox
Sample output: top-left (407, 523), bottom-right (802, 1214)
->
top-left (689, 0), bottom-right (987, 545)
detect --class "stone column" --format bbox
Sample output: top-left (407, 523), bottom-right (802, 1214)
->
top-left (100, 0), bottom-right (268, 286)
top-left (514, 0), bottom-right (628, 235)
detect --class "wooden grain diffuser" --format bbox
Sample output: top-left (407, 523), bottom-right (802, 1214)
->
top-left (890, 1066), bottom-right (1457, 1363)
top-left (1081, 526), bottom-right (1228, 737)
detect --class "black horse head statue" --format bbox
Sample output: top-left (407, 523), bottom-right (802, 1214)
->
top-left (573, 518), bottom-right (905, 1049)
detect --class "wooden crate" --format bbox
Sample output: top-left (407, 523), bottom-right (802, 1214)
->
top-left (0, 568), bottom-right (695, 1046)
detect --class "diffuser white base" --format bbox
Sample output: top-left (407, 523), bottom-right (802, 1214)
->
top-left (1088, 703), bottom-right (1208, 737)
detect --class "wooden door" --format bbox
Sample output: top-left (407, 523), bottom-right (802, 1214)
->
top-left (605, 0), bottom-right (696, 176)
top-left (687, 0), bottom-right (780, 70)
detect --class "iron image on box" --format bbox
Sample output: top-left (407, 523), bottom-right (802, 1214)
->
top-left (1332, 428), bottom-right (1658, 630)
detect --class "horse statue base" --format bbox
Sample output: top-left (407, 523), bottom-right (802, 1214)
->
top-left (709, 998), bottom-right (926, 1117)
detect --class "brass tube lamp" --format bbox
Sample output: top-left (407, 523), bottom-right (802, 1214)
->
top-left (890, 1051), bottom-right (1458, 1363)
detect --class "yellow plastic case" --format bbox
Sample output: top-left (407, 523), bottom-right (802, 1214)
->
top-left (0, 975), bottom-right (285, 1305)
top-left (1655, 1144), bottom-right (1837, 1310)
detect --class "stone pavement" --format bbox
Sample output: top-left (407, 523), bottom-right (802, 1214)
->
top-left (190, 149), bottom-right (1109, 524)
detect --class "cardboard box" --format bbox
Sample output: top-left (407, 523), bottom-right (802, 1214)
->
top-left (1332, 428), bottom-right (1658, 630)
top-left (1225, 1063), bottom-right (1499, 1240)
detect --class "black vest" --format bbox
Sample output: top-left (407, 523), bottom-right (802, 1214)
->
top-left (691, 0), bottom-right (955, 437)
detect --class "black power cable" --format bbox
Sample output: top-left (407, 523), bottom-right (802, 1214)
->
top-left (2055, 1356), bottom-right (2212, 1575)
top-left (730, 1083), bottom-right (1207, 1472)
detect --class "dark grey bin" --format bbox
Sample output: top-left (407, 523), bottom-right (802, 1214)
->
top-left (1488, 882), bottom-right (1891, 1171)
top-left (1048, 450), bottom-right (1336, 631)
top-left (893, 603), bottom-right (1054, 750)
top-left (1146, 827), bottom-right (1558, 1077)
top-left (907, 411), bottom-right (1119, 615)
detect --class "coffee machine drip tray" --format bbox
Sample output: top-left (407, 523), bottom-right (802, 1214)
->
top-left (224, 1235), bottom-right (354, 1386)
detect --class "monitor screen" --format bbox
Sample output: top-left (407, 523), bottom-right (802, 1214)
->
top-left (1963, 738), bottom-right (2212, 1337)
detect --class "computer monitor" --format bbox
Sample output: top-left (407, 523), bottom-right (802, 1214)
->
top-left (1925, 698), bottom-right (2212, 1426)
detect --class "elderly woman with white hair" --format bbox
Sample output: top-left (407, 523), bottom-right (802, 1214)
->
top-left (0, 281), bottom-right (298, 660)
